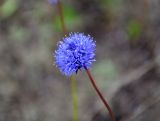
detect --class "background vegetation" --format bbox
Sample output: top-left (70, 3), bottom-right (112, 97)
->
top-left (0, 0), bottom-right (160, 121)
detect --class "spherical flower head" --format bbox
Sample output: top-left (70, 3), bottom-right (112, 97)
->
top-left (54, 33), bottom-right (96, 76)
top-left (48, 0), bottom-right (57, 5)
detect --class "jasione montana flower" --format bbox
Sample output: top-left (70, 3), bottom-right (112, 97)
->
top-left (54, 33), bottom-right (96, 76)
top-left (48, 0), bottom-right (57, 5)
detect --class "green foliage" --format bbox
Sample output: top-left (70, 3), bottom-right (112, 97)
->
top-left (101, 0), bottom-right (120, 6)
top-left (0, 0), bottom-right (19, 19)
top-left (127, 20), bottom-right (141, 41)
top-left (100, 0), bottom-right (123, 10)
top-left (53, 4), bottom-right (80, 31)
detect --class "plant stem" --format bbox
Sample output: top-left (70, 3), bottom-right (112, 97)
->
top-left (57, 1), bottom-right (78, 121)
top-left (70, 75), bottom-right (79, 121)
top-left (57, 0), bottom-right (67, 35)
top-left (85, 68), bottom-right (116, 121)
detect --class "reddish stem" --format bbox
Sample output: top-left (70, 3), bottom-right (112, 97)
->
top-left (85, 69), bottom-right (116, 121)
top-left (57, 0), bottom-right (67, 35)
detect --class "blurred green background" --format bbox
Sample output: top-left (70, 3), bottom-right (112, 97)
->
top-left (0, 0), bottom-right (160, 121)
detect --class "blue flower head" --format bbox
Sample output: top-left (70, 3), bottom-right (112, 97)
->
top-left (54, 33), bottom-right (96, 76)
top-left (48, 0), bottom-right (57, 5)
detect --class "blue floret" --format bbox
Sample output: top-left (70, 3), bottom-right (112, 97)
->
top-left (54, 33), bottom-right (96, 76)
top-left (48, 0), bottom-right (57, 5)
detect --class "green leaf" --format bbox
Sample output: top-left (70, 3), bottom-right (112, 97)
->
top-left (127, 20), bottom-right (141, 40)
top-left (0, 0), bottom-right (19, 19)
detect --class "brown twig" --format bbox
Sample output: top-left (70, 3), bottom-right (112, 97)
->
top-left (85, 68), bottom-right (116, 121)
